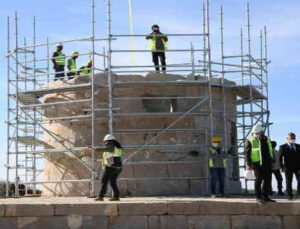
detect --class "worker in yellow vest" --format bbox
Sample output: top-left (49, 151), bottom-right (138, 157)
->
top-left (146, 24), bottom-right (168, 73)
top-left (209, 136), bottom-right (227, 198)
top-left (79, 60), bottom-right (93, 76)
top-left (94, 134), bottom-right (123, 201)
top-left (51, 43), bottom-right (65, 81)
top-left (245, 125), bottom-right (275, 204)
top-left (67, 51), bottom-right (79, 80)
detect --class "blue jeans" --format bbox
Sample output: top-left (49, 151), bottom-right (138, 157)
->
top-left (210, 168), bottom-right (225, 195)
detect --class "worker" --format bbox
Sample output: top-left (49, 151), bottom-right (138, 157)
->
top-left (79, 60), bottom-right (93, 75)
top-left (270, 141), bottom-right (284, 196)
top-left (279, 133), bottom-right (300, 200)
top-left (146, 24), bottom-right (168, 73)
top-left (94, 134), bottom-right (123, 201)
top-left (245, 125), bottom-right (275, 204)
top-left (51, 43), bottom-right (65, 81)
top-left (209, 136), bottom-right (227, 198)
top-left (67, 51), bottom-right (79, 80)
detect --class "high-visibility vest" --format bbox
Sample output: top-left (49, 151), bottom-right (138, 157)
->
top-left (209, 147), bottom-right (227, 168)
top-left (148, 35), bottom-right (168, 51)
top-left (69, 58), bottom-right (76, 70)
top-left (249, 137), bottom-right (273, 165)
top-left (54, 51), bottom-right (65, 66)
top-left (102, 147), bottom-right (124, 168)
top-left (80, 67), bottom-right (91, 75)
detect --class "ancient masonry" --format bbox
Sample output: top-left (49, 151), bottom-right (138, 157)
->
top-left (40, 73), bottom-right (265, 196)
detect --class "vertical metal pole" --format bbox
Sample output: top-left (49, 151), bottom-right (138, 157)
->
top-left (6, 16), bottom-right (11, 197)
top-left (32, 15), bottom-right (37, 195)
top-left (91, 0), bottom-right (96, 196)
top-left (220, 6), bottom-right (229, 190)
top-left (14, 11), bottom-right (19, 197)
top-left (103, 47), bottom-right (106, 70)
top-left (190, 42), bottom-right (195, 78)
top-left (264, 26), bottom-right (270, 136)
top-left (47, 37), bottom-right (50, 83)
top-left (259, 30), bottom-right (265, 129)
top-left (107, 0), bottom-right (114, 134)
top-left (202, 2), bottom-right (207, 78)
top-left (206, 0), bottom-right (214, 139)
top-left (240, 28), bottom-right (248, 193)
top-left (246, 3), bottom-right (254, 128)
top-left (24, 37), bottom-right (28, 195)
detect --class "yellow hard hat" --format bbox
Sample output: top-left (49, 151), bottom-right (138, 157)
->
top-left (72, 51), bottom-right (79, 56)
top-left (212, 136), bottom-right (221, 143)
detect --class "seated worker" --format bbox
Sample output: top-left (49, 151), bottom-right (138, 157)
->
top-left (79, 60), bottom-right (93, 75)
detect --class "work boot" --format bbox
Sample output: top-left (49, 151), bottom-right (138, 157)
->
top-left (256, 198), bottom-right (266, 204)
top-left (95, 196), bottom-right (104, 201)
top-left (265, 198), bottom-right (276, 202)
top-left (109, 197), bottom-right (120, 201)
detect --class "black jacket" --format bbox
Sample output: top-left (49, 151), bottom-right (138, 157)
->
top-left (279, 143), bottom-right (300, 169)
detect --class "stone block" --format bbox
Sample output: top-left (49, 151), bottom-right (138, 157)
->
top-left (167, 202), bottom-right (199, 215)
top-left (108, 216), bottom-right (148, 229)
top-left (17, 216), bottom-right (68, 229)
top-left (257, 202), bottom-right (300, 215)
top-left (5, 204), bottom-right (54, 217)
top-left (231, 215), bottom-right (282, 229)
top-left (188, 215), bottom-right (231, 229)
top-left (119, 202), bottom-right (168, 215)
top-left (54, 204), bottom-right (118, 216)
top-left (283, 216), bottom-right (300, 229)
top-left (0, 205), bottom-right (5, 216)
top-left (167, 162), bottom-right (205, 178)
top-left (132, 164), bottom-right (168, 178)
top-left (0, 217), bottom-right (17, 229)
top-left (126, 179), bottom-right (189, 196)
top-left (198, 201), bottom-right (257, 215)
top-left (190, 179), bottom-right (209, 195)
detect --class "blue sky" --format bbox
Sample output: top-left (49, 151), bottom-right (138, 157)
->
top-left (0, 0), bottom-right (299, 189)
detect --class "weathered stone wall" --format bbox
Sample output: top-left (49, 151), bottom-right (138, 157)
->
top-left (0, 198), bottom-right (299, 229)
top-left (41, 73), bottom-right (241, 196)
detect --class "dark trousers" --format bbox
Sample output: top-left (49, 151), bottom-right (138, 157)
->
top-left (210, 168), bottom-right (225, 195)
top-left (285, 167), bottom-right (300, 197)
top-left (67, 72), bottom-right (76, 80)
top-left (99, 166), bottom-right (122, 198)
top-left (270, 169), bottom-right (283, 193)
top-left (54, 65), bottom-right (65, 81)
top-left (152, 52), bottom-right (166, 73)
top-left (254, 164), bottom-right (272, 200)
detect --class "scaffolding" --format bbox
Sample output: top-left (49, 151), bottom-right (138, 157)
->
top-left (5, 0), bottom-right (270, 197)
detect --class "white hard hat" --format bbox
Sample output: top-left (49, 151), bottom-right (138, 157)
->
top-left (103, 134), bottom-right (116, 141)
top-left (251, 125), bottom-right (263, 134)
top-left (56, 42), bottom-right (63, 47)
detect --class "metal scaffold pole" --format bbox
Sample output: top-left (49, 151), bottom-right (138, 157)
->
top-left (14, 11), bottom-right (20, 197)
top-left (246, 3), bottom-right (254, 128)
top-left (264, 26), bottom-right (270, 136)
top-left (91, 0), bottom-right (96, 196)
top-left (32, 15), bottom-right (37, 195)
top-left (259, 30), bottom-right (265, 129)
top-left (107, 0), bottom-right (114, 134)
top-left (6, 16), bottom-right (11, 197)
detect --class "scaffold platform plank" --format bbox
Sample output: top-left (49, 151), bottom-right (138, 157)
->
top-left (11, 136), bottom-right (54, 148)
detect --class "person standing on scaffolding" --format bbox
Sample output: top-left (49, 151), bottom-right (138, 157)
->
top-left (146, 24), bottom-right (168, 73)
top-left (67, 51), bottom-right (79, 80)
top-left (94, 134), bottom-right (124, 201)
top-left (51, 43), bottom-right (66, 81)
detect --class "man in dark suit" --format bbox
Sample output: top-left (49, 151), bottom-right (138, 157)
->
top-left (279, 132), bottom-right (300, 200)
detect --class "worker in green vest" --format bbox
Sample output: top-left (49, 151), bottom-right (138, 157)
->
top-left (94, 134), bottom-right (123, 201)
top-left (67, 51), bottom-right (79, 80)
top-left (146, 24), bottom-right (168, 73)
top-left (209, 136), bottom-right (227, 198)
top-left (51, 43), bottom-right (65, 81)
top-left (245, 125), bottom-right (275, 204)
top-left (79, 60), bottom-right (93, 76)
